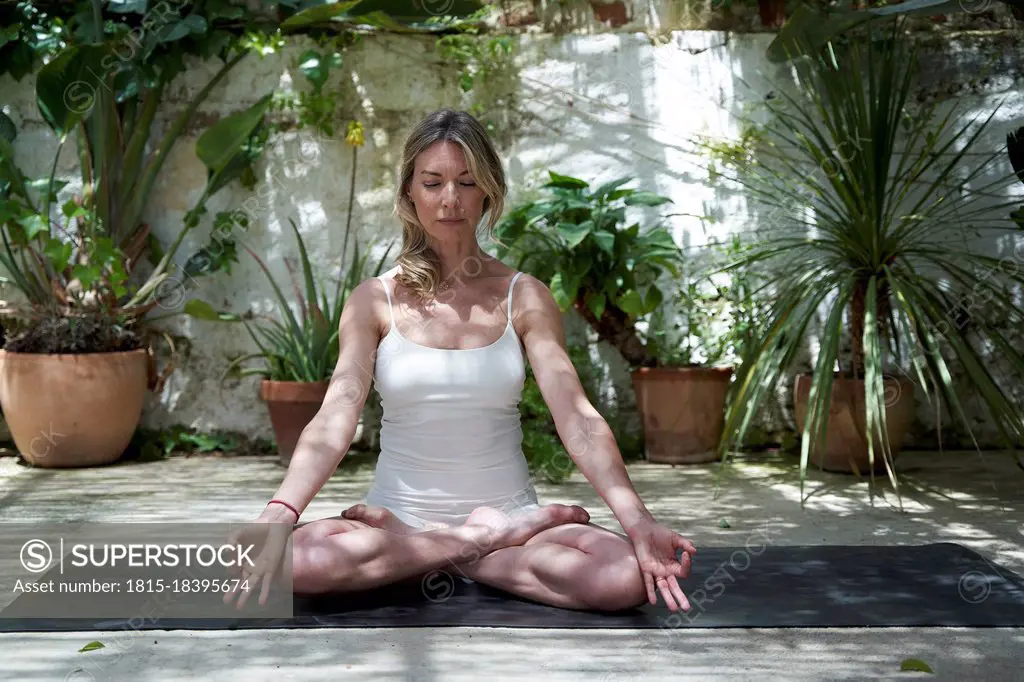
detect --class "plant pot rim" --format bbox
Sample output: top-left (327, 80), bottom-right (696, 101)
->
top-left (0, 347), bottom-right (148, 358)
top-left (260, 378), bottom-right (332, 386)
top-left (632, 365), bottom-right (734, 376)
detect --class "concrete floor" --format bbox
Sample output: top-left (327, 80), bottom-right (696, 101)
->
top-left (0, 448), bottom-right (1022, 681)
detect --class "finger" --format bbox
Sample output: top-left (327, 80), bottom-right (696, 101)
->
top-left (674, 535), bottom-right (697, 556)
top-left (259, 570), bottom-right (275, 606)
top-left (667, 575), bottom-right (690, 611)
top-left (222, 583), bottom-right (236, 605)
top-left (236, 571), bottom-right (259, 610)
top-left (676, 550), bottom-right (692, 579)
top-left (643, 572), bottom-right (656, 605)
top-left (658, 578), bottom-right (679, 612)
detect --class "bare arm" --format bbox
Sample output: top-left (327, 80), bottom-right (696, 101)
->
top-left (517, 275), bottom-right (655, 532)
top-left (262, 278), bottom-right (383, 522)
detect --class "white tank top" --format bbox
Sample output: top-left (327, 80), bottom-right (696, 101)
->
top-left (365, 268), bottom-right (539, 525)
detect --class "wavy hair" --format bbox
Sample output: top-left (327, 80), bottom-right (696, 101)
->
top-left (392, 109), bottom-right (508, 301)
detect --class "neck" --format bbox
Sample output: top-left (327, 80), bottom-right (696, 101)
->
top-left (430, 237), bottom-right (493, 281)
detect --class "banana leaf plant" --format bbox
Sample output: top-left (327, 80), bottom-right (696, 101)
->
top-left (709, 19), bottom-right (1024, 504)
top-left (184, 217), bottom-right (396, 384)
top-left (492, 172), bottom-right (684, 369)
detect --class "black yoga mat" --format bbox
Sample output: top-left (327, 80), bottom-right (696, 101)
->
top-left (1, 542), bottom-right (1022, 632)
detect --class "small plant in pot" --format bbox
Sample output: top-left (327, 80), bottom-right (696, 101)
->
top-left (0, 217), bottom-right (151, 468)
top-left (186, 218), bottom-right (394, 466)
top-left (493, 171), bottom-right (726, 464)
top-left (706, 20), bottom-right (1024, 503)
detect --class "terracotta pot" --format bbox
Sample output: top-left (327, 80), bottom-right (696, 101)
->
top-left (793, 374), bottom-right (916, 474)
top-left (631, 366), bottom-right (734, 464)
top-left (260, 379), bottom-right (330, 467)
top-left (0, 349), bottom-right (148, 468)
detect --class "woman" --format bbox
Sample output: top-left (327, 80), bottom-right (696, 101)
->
top-left (230, 109), bottom-right (696, 614)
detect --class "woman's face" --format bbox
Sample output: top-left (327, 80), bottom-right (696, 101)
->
top-left (406, 140), bottom-right (487, 237)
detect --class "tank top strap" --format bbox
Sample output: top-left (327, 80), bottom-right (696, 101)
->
top-left (507, 271), bottom-right (523, 324)
top-left (378, 276), bottom-right (396, 329)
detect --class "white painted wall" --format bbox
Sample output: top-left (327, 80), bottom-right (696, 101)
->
top-left (3, 28), bottom-right (1023, 451)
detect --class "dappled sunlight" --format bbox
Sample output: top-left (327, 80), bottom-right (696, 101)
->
top-left (1, 449), bottom-right (1022, 678)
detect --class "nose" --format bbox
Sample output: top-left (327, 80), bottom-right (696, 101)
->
top-left (441, 181), bottom-right (460, 208)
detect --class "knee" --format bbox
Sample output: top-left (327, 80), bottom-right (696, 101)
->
top-left (586, 549), bottom-right (647, 612)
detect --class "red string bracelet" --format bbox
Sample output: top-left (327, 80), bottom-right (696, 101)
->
top-left (268, 499), bottom-right (300, 520)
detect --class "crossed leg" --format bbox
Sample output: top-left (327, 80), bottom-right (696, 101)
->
top-left (340, 504), bottom-right (648, 612)
top-left (288, 503), bottom-right (590, 596)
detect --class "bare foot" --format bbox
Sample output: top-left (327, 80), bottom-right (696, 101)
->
top-left (465, 503), bottom-right (590, 548)
top-left (341, 504), bottom-right (418, 535)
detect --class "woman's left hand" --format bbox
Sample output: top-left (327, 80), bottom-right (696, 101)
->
top-left (624, 519), bottom-right (697, 611)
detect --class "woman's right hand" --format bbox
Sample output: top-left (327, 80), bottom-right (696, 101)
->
top-left (223, 505), bottom-right (296, 610)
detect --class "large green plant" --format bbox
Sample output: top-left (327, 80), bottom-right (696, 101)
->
top-left (493, 172), bottom-right (684, 368)
top-left (0, 0), bottom-right (485, 335)
top-left (712, 20), bottom-right (1024, 503)
top-left (186, 218), bottom-right (395, 384)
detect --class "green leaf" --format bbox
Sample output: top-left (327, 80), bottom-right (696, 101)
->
top-left (592, 230), bottom-right (615, 255)
top-left (899, 658), bottom-right (934, 674)
top-left (718, 519), bottom-right (731, 528)
top-left (36, 45), bottom-right (110, 139)
top-left (557, 221), bottom-right (592, 249)
top-left (544, 171), bottom-right (589, 190)
top-left (183, 299), bottom-right (242, 322)
top-left (71, 263), bottom-right (100, 289)
top-left (43, 237), bottom-right (73, 273)
top-left (17, 213), bottom-right (48, 240)
top-left (0, 110), bottom-right (15, 143)
top-left (281, 1), bottom-right (369, 29)
top-left (196, 94), bottom-right (273, 173)
top-left (297, 50), bottom-right (329, 90)
top-left (78, 641), bottom-right (105, 652)
top-left (549, 272), bottom-right (570, 310)
top-left (591, 176), bottom-right (633, 200)
top-left (147, 233), bottom-right (165, 267)
top-left (617, 289), bottom-right (645, 315)
top-left (585, 291), bottom-right (607, 320)
top-left (623, 191), bottom-right (672, 207)
top-left (766, 5), bottom-right (873, 64)
top-left (158, 15), bottom-right (209, 43)
top-left (643, 284), bottom-right (664, 311)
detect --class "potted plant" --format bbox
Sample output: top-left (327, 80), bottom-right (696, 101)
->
top-left (186, 218), bottom-right (394, 466)
top-left (634, 271), bottom-right (735, 464)
top-left (707, 19), bottom-right (1024, 502)
top-left (493, 172), bottom-right (722, 464)
top-left (0, 6), bottom-right (276, 467)
top-left (634, 233), bottom-right (772, 463)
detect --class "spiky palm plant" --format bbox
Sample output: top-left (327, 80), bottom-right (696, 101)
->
top-left (712, 19), bottom-right (1024, 504)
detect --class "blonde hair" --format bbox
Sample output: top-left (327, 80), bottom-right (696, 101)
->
top-left (392, 109), bottom-right (508, 301)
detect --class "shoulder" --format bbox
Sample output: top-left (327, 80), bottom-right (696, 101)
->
top-left (343, 274), bottom-right (391, 337)
top-left (510, 273), bottom-right (565, 337)
top-left (511, 272), bottom-right (552, 304)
